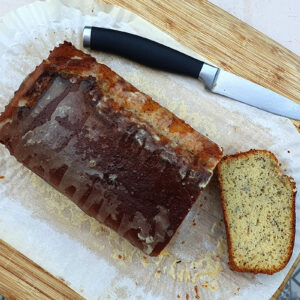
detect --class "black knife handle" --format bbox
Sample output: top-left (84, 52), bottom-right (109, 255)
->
top-left (87, 27), bottom-right (203, 78)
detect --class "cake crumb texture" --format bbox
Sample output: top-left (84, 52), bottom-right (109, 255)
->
top-left (217, 150), bottom-right (296, 274)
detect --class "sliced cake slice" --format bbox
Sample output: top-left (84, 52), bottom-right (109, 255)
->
top-left (217, 150), bottom-right (296, 274)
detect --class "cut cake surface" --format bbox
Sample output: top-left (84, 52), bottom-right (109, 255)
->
top-left (217, 150), bottom-right (296, 274)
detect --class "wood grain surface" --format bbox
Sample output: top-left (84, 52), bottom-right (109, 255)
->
top-left (0, 0), bottom-right (299, 299)
top-left (271, 254), bottom-right (300, 300)
top-left (294, 120), bottom-right (300, 132)
top-left (106, 0), bottom-right (300, 106)
top-left (0, 239), bottom-right (83, 300)
top-left (106, 0), bottom-right (300, 131)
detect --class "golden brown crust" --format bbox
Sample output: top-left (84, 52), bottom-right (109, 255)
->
top-left (0, 42), bottom-right (223, 256)
top-left (49, 42), bottom-right (223, 169)
top-left (217, 149), bottom-right (296, 275)
top-left (0, 41), bottom-right (222, 171)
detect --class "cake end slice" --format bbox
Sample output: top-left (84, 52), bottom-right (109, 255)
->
top-left (217, 150), bottom-right (296, 274)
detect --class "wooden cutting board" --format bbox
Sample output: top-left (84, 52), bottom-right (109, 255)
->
top-left (0, 0), bottom-right (299, 299)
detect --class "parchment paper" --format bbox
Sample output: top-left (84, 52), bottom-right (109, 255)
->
top-left (0, 0), bottom-right (299, 299)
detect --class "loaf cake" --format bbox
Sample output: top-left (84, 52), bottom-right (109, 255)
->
top-left (0, 42), bottom-right (223, 256)
top-left (217, 150), bottom-right (296, 274)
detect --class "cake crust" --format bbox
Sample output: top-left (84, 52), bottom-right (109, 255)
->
top-left (217, 149), bottom-right (296, 274)
top-left (0, 42), bottom-right (223, 256)
top-left (0, 42), bottom-right (222, 170)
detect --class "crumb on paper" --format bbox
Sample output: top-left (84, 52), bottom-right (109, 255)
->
top-left (201, 279), bottom-right (219, 291)
top-left (210, 220), bottom-right (223, 234)
top-left (100, 226), bottom-right (107, 233)
top-left (211, 221), bottom-right (218, 234)
top-left (194, 285), bottom-right (200, 299)
top-left (217, 236), bottom-right (227, 256)
top-left (177, 269), bottom-right (184, 282)
top-left (111, 249), bottom-right (127, 266)
top-left (168, 259), bottom-right (178, 280)
top-left (56, 276), bottom-right (71, 287)
top-left (0, 176), bottom-right (4, 179)
top-left (191, 252), bottom-right (223, 284)
top-left (141, 258), bottom-right (150, 267)
top-left (184, 267), bottom-right (191, 283)
top-left (154, 269), bottom-right (161, 279)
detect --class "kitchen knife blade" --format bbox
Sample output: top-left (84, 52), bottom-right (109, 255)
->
top-left (83, 26), bottom-right (300, 120)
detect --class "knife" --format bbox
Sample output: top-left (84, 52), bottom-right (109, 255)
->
top-left (82, 26), bottom-right (300, 120)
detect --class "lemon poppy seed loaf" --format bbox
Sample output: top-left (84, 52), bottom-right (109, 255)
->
top-left (0, 42), bottom-right (223, 256)
top-left (217, 150), bottom-right (296, 274)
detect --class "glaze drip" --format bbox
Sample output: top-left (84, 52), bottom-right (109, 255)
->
top-left (0, 70), bottom-right (213, 256)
